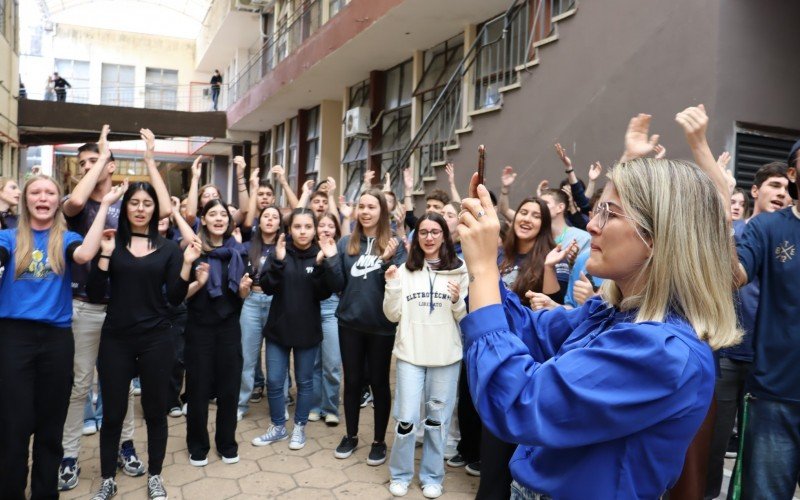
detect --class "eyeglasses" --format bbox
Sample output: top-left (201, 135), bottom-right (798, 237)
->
top-left (418, 229), bottom-right (443, 239)
top-left (591, 202), bottom-right (650, 247)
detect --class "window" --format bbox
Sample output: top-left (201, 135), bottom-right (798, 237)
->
top-left (55, 59), bottom-right (90, 103)
top-left (274, 123), bottom-right (286, 167)
top-left (0, 0), bottom-right (6, 41)
top-left (145, 67), bottom-right (178, 110)
top-left (291, 0), bottom-right (321, 48)
top-left (329, 0), bottom-right (344, 18)
top-left (101, 64), bottom-right (135, 107)
top-left (287, 117), bottom-right (299, 191)
top-left (260, 130), bottom-right (272, 178)
top-left (305, 106), bottom-right (320, 181)
top-left (26, 146), bottom-right (42, 172)
top-left (343, 80), bottom-right (370, 201)
top-left (375, 60), bottom-right (412, 193)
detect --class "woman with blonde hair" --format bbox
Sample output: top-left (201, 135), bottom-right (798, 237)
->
top-left (455, 111), bottom-right (740, 499)
top-left (0, 175), bottom-right (124, 498)
top-left (0, 177), bottom-right (21, 229)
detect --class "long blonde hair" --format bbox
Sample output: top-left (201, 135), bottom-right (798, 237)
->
top-left (0, 177), bottom-right (18, 215)
top-left (599, 158), bottom-right (741, 350)
top-left (15, 175), bottom-right (68, 278)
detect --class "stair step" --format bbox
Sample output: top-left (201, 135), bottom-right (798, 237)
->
top-left (499, 81), bottom-right (522, 93)
top-left (552, 6), bottom-right (578, 23)
top-left (455, 126), bottom-right (473, 135)
top-left (431, 160), bottom-right (449, 168)
top-left (468, 105), bottom-right (502, 118)
top-left (442, 144), bottom-right (460, 152)
top-left (533, 31), bottom-right (559, 49)
top-left (515, 58), bottom-right (540, 72)
top-left (422, 175), bottom-right (438, 182)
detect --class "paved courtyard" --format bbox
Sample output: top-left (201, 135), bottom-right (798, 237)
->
top-left (61, 390), bottom-right (479, 499)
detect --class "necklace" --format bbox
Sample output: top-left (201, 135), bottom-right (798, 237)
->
top-left (131, 232), bottom-right (149, 238)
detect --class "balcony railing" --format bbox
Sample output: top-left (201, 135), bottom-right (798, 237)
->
top-left (24, 81), bottom-right (227, 112)
top-left (227, 0), bottom-right (322, 108)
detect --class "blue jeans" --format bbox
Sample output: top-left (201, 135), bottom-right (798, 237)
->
top-left (311, 295), bottom-right (341, 416)
top-left (238, 292), bottom-right (272, 414)
top-left (266, 342), bottom-right (318, 426)
top-left (84, 379), bottom-right (103, 428)
top-left (388, 360), bottom-right (460, 486)
top-left (741, 395), bottom-right (800, 499)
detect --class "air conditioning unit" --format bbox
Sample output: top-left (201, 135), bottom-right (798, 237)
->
top-left (235, 0), bottom-right (273, 11)
top-left (345, 107), bottom-right (371, 138)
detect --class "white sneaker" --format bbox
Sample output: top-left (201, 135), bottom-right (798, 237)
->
top-left (422, 484), bottom-right (443, 499)
top-left (237, 410), bottom-right (244, 422)
top-left (251, 424), bottom-right (289, 446)
top-left (82, 421), bottom-right (98, 436)
top-left (189, 455), bottom-right (208, 467)
top-left (289, 424), bottom-right (306, 450)
top-left (308, 411), bottom-right (321, 422)
top-left (169, 407), bottom-right (183, 418)
top-left (389, 481), bottom-right (409, 497)
top-left (181, 403), bottom-right (187, 416)
top-left (221, 455), bottom-right (240, 464)
top-left (325, 413), bottom-right (340, 426)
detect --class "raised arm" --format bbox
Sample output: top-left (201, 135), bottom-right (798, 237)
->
top-left (584, 161), bottom-right (603, 199)
top-left (620, 113), bottom-right (660, 162)
top-left (140, 128), bottom-right (172, 219)
top-left (297, 180), bottom-right (315, 208)
top-left (498, 166), bottom-right (517, 221)
top-left (185, 156), bottom-right (203, 226)
top-left (63, 125), bottom-right (111, 217)
top-left (271, 165), bottom-right (298, 208)
top-left (445, 163), bottom-right (461, 203)
top-left (170, 198), bottom-right (198, 247)
top-left (233, 156), bottom-right (249, 226)
top-left (72, 180), bottom-right (128, 264)
top-left (242, 168), bottom-right (260, 230)
top-left (324, 177), bottom-right (340, 219)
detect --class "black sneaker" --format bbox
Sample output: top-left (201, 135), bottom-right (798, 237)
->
top-left (725, 433), bottom-right (739, 459)
top-left (90, 477), bottom-right (118, 500)
top-left (360, 387), bottom-right (373, 408)
top-left (446, 454), bottom-right (467, 468)
top-left (249, 387), bottom-right (263, 403)
top-left (465, 461), bottom-right (481, 477)
top-left (58, 457), bottom-right (81, 491)
top-left (334, 435), bottom-right (358, 459)
top-left (367, 442), bottom-right (387, 466)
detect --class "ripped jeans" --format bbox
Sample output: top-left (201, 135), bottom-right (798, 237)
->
top-left (389, 360), bottom-right (460, 486)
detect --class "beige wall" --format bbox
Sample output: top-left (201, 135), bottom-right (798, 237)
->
top-left (319, 99), bottom-right (342, 182)
top-left (0, 4), bottom-right (20, 179)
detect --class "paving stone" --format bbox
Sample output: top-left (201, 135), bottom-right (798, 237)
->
top-left (292, 466), bottom-right (348, 489)
top-left (238, 470), bottom-right (297, 496)
top-left (182, 477), bottom-right (241, 499)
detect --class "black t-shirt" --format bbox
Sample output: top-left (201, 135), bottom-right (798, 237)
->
top-left (210, 74), bottom-right (222, 88)
top-left (66, 198), bottom-right (122, 301)
top-left (87, 236), bottom-right (188, 334)
top-left (187, 255), bottom-right (243, 325)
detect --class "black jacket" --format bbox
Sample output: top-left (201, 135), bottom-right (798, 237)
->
top-left (261, 243), bottom-right (333, 348)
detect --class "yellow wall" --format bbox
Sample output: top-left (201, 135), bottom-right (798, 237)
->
top-left (0, 0), bottom-right (20, 179)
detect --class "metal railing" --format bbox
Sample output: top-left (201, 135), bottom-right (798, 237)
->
top-left (388, 0), bottom-right (575, 186)
top-left (227, 0), bottom-right (322, 108)
top-left (23, 81), bottom-right (227, 112)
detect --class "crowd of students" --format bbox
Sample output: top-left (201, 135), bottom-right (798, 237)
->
top-left (0, 103), bottom-right (798, 500)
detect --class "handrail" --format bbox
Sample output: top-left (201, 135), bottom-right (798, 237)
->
top-left (387, 0), bottom-right (526, 186)
top-left (227, 0), bottom-right (321, 106)
top-left (389, 0), bottom-right (576, 186)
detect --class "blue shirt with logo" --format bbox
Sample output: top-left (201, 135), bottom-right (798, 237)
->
top-left (0, 228), bottom-right (83, 327)
top-left (737, 206), bottom-right (800, 402)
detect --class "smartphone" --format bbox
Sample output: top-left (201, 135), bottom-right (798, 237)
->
top-left (477, 144), bottom-right (486, 186)
top-left (584, 272), bottom-right (600, 292)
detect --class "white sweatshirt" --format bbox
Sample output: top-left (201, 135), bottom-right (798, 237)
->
top-left (383, 261), bottom-right (469, 367)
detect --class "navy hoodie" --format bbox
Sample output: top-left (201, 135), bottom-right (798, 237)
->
top-left (329, 234), bottom-right (407, 336)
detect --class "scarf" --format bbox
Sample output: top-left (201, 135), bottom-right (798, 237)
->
top-left (206, 238), bottom-right (245, 298)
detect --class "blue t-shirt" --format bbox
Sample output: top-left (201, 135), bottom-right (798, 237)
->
top-left (737, 206), bottom-right (800, 402)
top-left (0, 228), bottom-right (83, 327)
top-left (65, 198), bottom-right (121, 300)
top-left (721, 219), bottom-right (757, 362)
top-left (564, 251), bottom-right (603, 308)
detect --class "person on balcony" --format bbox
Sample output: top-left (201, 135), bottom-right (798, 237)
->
top-left (210, 70), bottom-right (222, 111)
top-left (53, 72), bottom-right (71, 102)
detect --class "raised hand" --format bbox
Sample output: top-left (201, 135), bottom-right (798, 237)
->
top-left (170, 196), bottom-right (180, 211)
top-left (98, 124), bottom-right (111, 159)
top-left (233, 156), bottom-right (246, 177)
top-left (587, 162), bottom-right (603, 181)
top-left (275, 233), bottom-right (287, 261)
top-left (554, 143), bottom-right (572, 169)
top-left (195, 262), bottom-right (210, 286)
top-left (184, 237), bottom-right (203, 264)
top-left (501, 166), bottom-right (517, 187)
top-left (445, 163), bottom-right (456, 184)
top-left (301, 179), bottom-right (315, 194)
top-left (573, 271), bottom-right (596, 306)
top-left (622, 113), bottom-right (660, 162)
top-left (447, 279), bottom-right (460, 303)
top-left (250, 168), bottom-right (261, 189)
top-left (319, 236), bottom-right (338, 258)
top-left (338, 195), bottom-right (354, 219)
top-left (536, 179), bottom-right (550, 197)
top-left (525, 291), bottom-right (557, 311)
top-left (363, 169), bottom-right (375, 187)
top-left (380, 237), bottom-right (399, 262)
top-left (191, 156), bottom-right (203, 179)
top-left (403, 167), bottom-right (414, 192)
top-left (654, 144), bottom-right (667, 159)
top-left (271, 164), bottom-right (286, 182)
top-left (717, 151), bottom-right (731, 170)
top-left (544, 239), bottom-right (575, 267)
top-left (674, 104), bottom-right (708, 148)
top-left (561, 185), bottom-right (574, 204)
top-left (102, 179), bottom-right (128, 206)
top-left (716, 152), bottom-right (736, 195)
top-left (232, 227), bottom-right (242, 244)
top-left (99, 229), bottom-right (116, 255)
top-left (140, 128), bottom-right (156, 162)
top-left (326, 176), bottom-right (337, 194)
top-left (383, 172), bottom-right (391, 192)
top-left (384, 264), bottom-right (399, 281)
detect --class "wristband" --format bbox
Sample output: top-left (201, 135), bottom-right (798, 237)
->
top-left (98, 255), bottom-right (111, 260)
top-left (565, 169), bottom-right (574, 174)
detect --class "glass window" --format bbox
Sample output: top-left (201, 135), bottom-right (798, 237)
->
top-left (145, 67), bottom-right (178, 110)
top-left (55, 59), bottom-right (90, 103)
top-left (101, 64), bottom-right (135, 107)
top-left (305, 106), bottom-right (320, 176)
top-left (349, 79), bottom-right (369, 108)
top-left (287, 117), bottom-right (299, 191)
top-left (329, 0), bottom-right (344, 18)
top-left (274, 123), bottom-right (285, 166)
top-left (383, 59), bottom-right (412, 111)
top-left (261, 130), bottom-right (272, 178)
